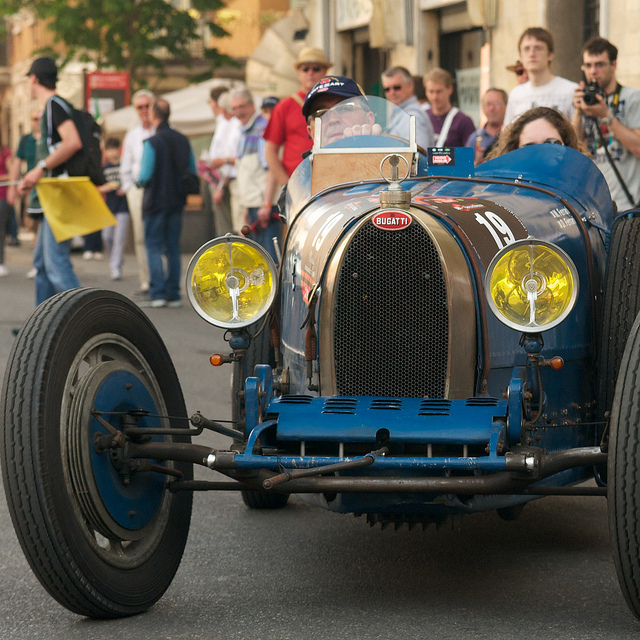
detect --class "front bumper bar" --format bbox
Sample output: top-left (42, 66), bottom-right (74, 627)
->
top-left (125, 439), bottom-right (606, 496)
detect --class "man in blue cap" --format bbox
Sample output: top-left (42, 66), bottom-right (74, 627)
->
top-left (302, 76), bottom-right (381, 145)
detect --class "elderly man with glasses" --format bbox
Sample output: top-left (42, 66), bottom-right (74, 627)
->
top-left (381, 66), bottom-right (434, 149)
top-left (572, 36), bottom-right (640, 210)
top-left (120, 89), bottom-right (155, 296)
top-left (302, 76), bottom-right (382, 145)
top-left (229, 88), bottom-right (283, 262)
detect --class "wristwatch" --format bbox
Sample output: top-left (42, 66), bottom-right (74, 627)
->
top-left (37, 159), bottom-right (47, 171)
top-left (600, 114), bottom-right (613, 126)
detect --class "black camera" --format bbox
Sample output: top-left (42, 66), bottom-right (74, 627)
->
top-left (583, 78), bottom-right (605, 106)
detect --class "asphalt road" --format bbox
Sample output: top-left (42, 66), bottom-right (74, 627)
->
top-left (0, 237), bottom-right (638, 639)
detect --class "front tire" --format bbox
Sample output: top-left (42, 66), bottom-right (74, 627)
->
top-left (608, 310), bottom-right (640, 620)
top-left (597, 212), bottom-right (640, 423)
top-left (1, 289), bottom-right (192, 618)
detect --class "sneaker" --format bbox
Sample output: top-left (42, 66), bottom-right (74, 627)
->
top-left (26, 267), bottom-right (37, 279)
top-left (131, 288), bottom-right (150, 298)
top-left (93, 252), bottom-right (104, 261)
top-left (138, 298), bottom-right (167, 308)
top-left (7, 238), bottom-right (20, 247)
top-left (71, 236), bottom-right (85, 250)
top-left (110, 269), bottom-right (121, 281)
top-left (0, 264), bottom-right (8, 277)
top-left (166, 299), bottom-right (183, 309)
top-left (83, 251), bottom-right (93, 260)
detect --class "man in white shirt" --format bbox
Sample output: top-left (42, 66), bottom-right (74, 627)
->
top-left (120, 89), bottom-right (155, 294)
top-left (207, 88), bottom-right (241, 235)
top-left (504, 27), bottom-right (577, 125)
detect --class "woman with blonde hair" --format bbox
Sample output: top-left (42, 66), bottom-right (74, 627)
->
top-left (487, 106), bottom-right (585, 158)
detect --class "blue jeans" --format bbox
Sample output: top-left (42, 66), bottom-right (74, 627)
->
top-left (143, 208), bottom-right (182, 302)
top-left (33, 217), bottom-right (80, 305)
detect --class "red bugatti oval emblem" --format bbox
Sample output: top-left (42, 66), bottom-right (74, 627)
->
top-left (372, 211), bottom-right (412, 231)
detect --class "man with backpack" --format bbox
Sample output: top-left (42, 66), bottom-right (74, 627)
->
top-left (18, 57), bottom-right (83, 306)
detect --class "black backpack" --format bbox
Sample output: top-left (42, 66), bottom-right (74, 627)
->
top-left (158, 129), bottom-right (199, 196)
top-left (49, 97), bottom-right (106, 186)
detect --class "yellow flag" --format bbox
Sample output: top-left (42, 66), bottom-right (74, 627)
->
top-left (36, 176), bottom-right (117, 243)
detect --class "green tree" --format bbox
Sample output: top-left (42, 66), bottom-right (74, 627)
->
top-left (0, 0), bottom-right (234, 87)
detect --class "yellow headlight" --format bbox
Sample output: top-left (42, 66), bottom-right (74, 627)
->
top-left (484, 238), bottom-right (579, 332)
top-left (186, 235), bottom-right (277, 329)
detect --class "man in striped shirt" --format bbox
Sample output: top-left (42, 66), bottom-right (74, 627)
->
top-left (229, 88), bottom-right (283, 263)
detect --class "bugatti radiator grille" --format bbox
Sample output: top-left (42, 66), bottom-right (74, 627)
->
top-left (333, 220), bottom-right (448, 397)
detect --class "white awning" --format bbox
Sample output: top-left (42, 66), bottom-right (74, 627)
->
top-left (101, 78), bottom-right (241, 138)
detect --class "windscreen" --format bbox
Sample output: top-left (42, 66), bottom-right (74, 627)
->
top-left (312, 96), bottom-right (413, 151)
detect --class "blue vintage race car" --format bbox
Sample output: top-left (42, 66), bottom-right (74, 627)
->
top-left (3, 97), bottom-right (640, 620)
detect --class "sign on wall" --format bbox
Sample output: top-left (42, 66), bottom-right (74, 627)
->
top-left (336, 0), bottom-right (374, 31)
top-left (85, 71), bottom-right (130, 118)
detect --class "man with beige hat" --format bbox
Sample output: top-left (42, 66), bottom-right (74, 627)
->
top-left (263, 47), bottom-right (331, 187)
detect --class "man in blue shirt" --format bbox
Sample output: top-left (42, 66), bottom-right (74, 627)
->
top-left (136, 98), bottom-right (196, 308)
top-left (465, 88), bottom-right (507, 164)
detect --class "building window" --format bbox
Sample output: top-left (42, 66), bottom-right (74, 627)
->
top-left (583, 0), bottom-right (599, 42)
top-left (405, 0), bottom-right (414, 46)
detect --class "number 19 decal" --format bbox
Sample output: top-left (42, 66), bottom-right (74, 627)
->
top-left (475, 210), bottom-right (516, 250)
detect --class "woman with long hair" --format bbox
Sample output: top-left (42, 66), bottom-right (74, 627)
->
top-left (487, 106), bottom-right (586, 158)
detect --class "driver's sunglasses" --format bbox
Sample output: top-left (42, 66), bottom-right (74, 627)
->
top-left (309, 101), bottom-right (361, 121)
top-left (300, 65), bottom-right (324, 73)
top-left (383, 84), bottom-right (403, 93)
top-left (522, 138), bottom-right (564, 147)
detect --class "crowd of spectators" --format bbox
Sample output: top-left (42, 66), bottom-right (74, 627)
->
top-left (4, 26), bottom-right (638, 315)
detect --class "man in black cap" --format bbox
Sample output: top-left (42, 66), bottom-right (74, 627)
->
top-left (302, 75), bottom-right (381, 145)
top-left (18, 57), bottom-right (83, 305)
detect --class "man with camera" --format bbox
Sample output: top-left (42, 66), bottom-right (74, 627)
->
top-left (572, 37), bottom-right (640, 210)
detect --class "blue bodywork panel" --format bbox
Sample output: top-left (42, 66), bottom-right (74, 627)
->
top-left (268, 395), bottom-right (504, 445)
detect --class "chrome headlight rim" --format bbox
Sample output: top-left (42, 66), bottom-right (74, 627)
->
top-left (484, 237), bottom-right (579, 333)
top-left (186, 234), bottom-right (277, 329)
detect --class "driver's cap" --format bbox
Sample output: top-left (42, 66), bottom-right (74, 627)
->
top-left (302, 76), bottom-right (366, 119)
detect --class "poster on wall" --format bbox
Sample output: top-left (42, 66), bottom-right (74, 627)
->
top-left (456, 67), bottom-right (481, 128)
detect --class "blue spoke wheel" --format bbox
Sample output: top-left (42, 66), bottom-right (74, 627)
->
top-left (1, 289), bottom-right (192, 618)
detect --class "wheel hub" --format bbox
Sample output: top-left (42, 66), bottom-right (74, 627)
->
top-left (68, 361), bottom-right (168, 539)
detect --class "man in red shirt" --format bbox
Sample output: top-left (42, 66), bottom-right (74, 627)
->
top-left (263, 47), bottom-right (331, 186)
